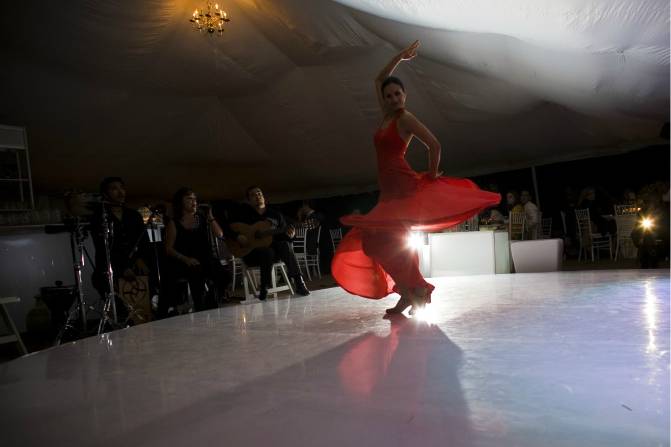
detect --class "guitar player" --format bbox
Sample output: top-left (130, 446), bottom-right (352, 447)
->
top-left (227, 186), bottom-right (310, 300)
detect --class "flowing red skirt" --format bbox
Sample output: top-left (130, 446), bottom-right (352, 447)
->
top-left (332, 175), bottom-right (500, 299)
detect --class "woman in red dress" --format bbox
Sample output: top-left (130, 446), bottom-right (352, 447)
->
top-left (332, 41), bottom-right (500, 314)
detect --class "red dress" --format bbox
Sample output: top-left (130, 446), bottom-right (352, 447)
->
top-left (332, 112), bottom-right (501, 299)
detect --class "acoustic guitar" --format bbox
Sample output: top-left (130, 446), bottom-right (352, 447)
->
top-left (227, 220), bottom-right (286, 257)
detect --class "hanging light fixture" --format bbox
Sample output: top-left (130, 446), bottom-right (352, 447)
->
top-left (189, 2), bottom-right (230, 36)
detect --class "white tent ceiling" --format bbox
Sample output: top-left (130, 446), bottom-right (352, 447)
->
top-left (0, 0), bottom-right (668, 202)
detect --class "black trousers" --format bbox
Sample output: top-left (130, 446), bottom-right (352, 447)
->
top-left (243, 240), bottom-right (301, 290)
top-left (158, 259), bottom-right (232, 317)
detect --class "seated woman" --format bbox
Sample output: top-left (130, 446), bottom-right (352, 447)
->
top-left (161, 187), bottom-right (231, 316)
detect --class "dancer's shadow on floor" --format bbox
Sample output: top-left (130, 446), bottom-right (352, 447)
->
top-left (102, 315), bottom-right (476, 447)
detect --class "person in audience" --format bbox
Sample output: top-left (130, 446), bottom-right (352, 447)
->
top-left (577, 186), bottom-right (611, 235)
top-left (520, 190), bottom-right (540, 239)
top-left (505, 190), bottom-right (524, 216)
top-left (90, 177), bottom-right (148, 317)
top-left (163, 187), bottom-right (231, 315)
top-left (631, 185), bottom-right (670, 268)
top-left (621, 188), bottom-right (638, 206)
top-left (487, 208), bottom-right (506, 224)
top-left (227, 186), bottom-right (310, 300)
top-left (480, 183), bottom-right (506, 225)
top-left (297, 201), bottom-right (324, 230)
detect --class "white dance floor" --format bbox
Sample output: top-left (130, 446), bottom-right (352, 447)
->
top-left (1, 270), bottom-right (669, 447)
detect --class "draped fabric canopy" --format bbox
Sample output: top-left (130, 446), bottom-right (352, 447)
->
top-left (0, 0), bottom-right (668, 201)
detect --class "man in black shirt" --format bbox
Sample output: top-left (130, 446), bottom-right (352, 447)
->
top-left (90, 177), bottom-right (148, 310)
top-left (228, 186), bottom-right (310, 300)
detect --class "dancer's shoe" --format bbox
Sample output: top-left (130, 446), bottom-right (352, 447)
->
top-left (385, 294), bottom-right (412, 314)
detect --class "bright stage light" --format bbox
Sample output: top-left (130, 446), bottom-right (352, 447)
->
top-left (641, 217), bottom-right (654, 231)
top-left (412, 304), bottom-right (436, 324)
top-left (407, 232), bottom-right (424, 250)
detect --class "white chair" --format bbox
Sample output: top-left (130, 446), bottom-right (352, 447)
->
top-left (330, 228), bottom-right (343, 252)
top-left (242, 261), bottom-right (294, 301)
top-left (0, 297), bottom-right (27, 355)
top-left (292, 226), bottom-right (312, 281)
top-left (575, 208), bottom-right (612, 262)
top-left (614, 204), bottom-right (639, 216)
top-left (614, 214), bottom-right (638, 260)
top-left (229, 257), bottom-right (244, 293)
top-left (508, 211), bottom-right (526, 241)
top-left (540, 217), bottom-right (553, 239)
top-left (304, 226), bottom-right (322, 279)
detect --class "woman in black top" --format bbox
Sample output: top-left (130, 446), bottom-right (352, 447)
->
top-left (163, 187), bottom-right (228, 314)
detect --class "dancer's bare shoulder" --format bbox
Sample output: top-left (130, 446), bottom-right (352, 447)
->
top-left (396, 109), bottom-right (418, 140)
top-left (397, 110), bottom-right (439, 148)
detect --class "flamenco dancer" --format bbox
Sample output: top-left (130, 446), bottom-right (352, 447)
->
top-left (332, 40), bottom-right (500, 314)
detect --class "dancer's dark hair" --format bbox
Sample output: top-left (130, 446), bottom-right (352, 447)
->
top-left (381, 76), bottom-right (405, 94)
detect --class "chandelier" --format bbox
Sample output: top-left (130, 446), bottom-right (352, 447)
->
top-left (190, 2), bottom-right (230, 36)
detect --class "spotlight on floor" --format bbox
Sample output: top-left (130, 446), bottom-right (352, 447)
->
top-left (412, 304), bottom-right (436, 324)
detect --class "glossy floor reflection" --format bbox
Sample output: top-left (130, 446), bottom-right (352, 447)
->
top-left (1, 270), bottom-right (669, 447)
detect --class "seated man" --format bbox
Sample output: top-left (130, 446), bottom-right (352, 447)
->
top-left (227, 186), bottom-right (310, 300)
top-left (89, 177), bottom-right (148, 321)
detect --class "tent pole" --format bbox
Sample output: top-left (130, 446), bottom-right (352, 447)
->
top-left (531, 165), bottom-right (540, 211)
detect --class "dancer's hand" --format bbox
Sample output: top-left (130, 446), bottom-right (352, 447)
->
top-left (400, 40), bottom-right (420, 61)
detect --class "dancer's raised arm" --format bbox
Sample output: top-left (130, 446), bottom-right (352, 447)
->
top-left (375, 40), bottom-right (419, 112)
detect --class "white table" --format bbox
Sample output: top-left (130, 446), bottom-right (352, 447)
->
top-left (427, 231), bottom-right (510, 277)
top-left (510, 239), bottom-right (564, 273)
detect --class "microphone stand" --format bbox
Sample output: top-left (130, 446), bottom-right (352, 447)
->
top-left (201, 205), bottom-right (230, 305)
top-left (55, 217), bottom-right (89, 344)
top-left (98, 202), bottom-right (119, 334)
top-left (139, 207), bottom-right (164, 309)
top-left (148, 208), bottom-right (163, 288)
